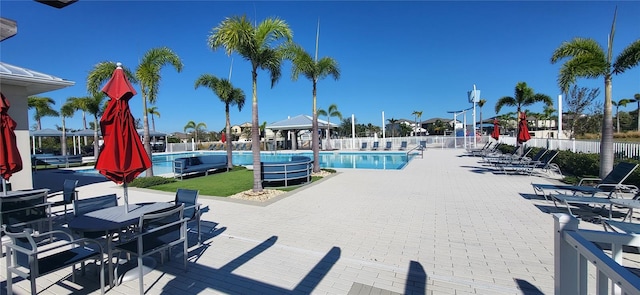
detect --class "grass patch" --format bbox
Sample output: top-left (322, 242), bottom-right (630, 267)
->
top-left (141, 166), bottom-right (332, 197)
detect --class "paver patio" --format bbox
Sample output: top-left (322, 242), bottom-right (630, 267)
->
top-left (0, 148), bottom-right (619, 294)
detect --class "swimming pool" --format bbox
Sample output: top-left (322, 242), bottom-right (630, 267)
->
top-left (75, 151), bottom-right (416, 176)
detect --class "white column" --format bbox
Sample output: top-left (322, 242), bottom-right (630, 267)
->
top-left (558, 94), bottom-right (563, 139)
top-left (382, 111), bottom-right (385, 139)
top-left (351, 114), bottom-right (356, 149)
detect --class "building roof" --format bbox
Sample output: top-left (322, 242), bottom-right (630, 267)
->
top-left (0, 62), bottom-right (75, 95)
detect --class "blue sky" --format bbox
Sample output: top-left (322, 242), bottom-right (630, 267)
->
top-left (1, 1), bottom-right (639, 134)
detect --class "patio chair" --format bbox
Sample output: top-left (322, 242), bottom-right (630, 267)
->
top-left (114, 204), bottom-right (188, 294)
top-left (419, 140), bottom-right (427, 150)
top-left (2, 225), bottom-right (105, 295)
top-left (383, 141), bottom-right (392, 151)
top-left (359, 142), bottom-right (367, 151)
top-left (532, 162), bottom-right (639, 200)
top-left (481, 145), bottom-right (522, 162)
top-left (371, 141), bottom-right (379, 151)
top-left (498, 150), bottom-right (559, 176)
top-left (72, 194), bottom-right (118, 239)
top-left (47, 179), bottom-right (78, 219)
top-left (398, 141), bottom-right (407, 151)
top-left (173, 188), bottom-right (202, 245)
top-left (1, 190), bottom-right (52, 256)
top-left (466, 141), bottom-right (491, 153)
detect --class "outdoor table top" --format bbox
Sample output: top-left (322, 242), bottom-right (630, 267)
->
top-left (67, 202), bottom-right (172, 232)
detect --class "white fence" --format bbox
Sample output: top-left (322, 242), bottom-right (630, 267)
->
top-left (554, 213), bottom-right (640, 295)
top-left (166, 136), bottom-right (640, 160)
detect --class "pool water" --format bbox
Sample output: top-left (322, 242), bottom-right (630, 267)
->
top-left (75, 151), bottom-right (415, 176)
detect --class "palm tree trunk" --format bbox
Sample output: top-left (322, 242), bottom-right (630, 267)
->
top-left (600, 76), bottom-right (614, 178)
top-left (251, 68), bottom-right (263, 192)
top-left (142, 92), bottom-right (154, 177)
top-left (61, 117), bottom-right (67, 156)
top-left (616, 108), bottom-right (620, 133)
top-left (93, 116), bottom-right (99, 161)
top-left (225, 105), bottom-right (233, 169)
top-left (312, 81), bottom-right (320, 172)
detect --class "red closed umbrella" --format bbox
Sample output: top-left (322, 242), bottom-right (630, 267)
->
top-left (0, 93), bottom-right (22, 195)
top-left (221, 132), bottom-right (226, 143)
top-left (491, 119), bottom-right (500, 140)
top-left (95, 63), bottom-right (151, 212)
top-left (517, 113), bottom-right (531, 144)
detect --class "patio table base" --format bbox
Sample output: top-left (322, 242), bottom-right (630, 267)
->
top-left (116, 256), bottom-right (157, 284)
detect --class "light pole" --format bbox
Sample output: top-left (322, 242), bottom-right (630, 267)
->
top-left (467, 85), bottom-right (481, 148)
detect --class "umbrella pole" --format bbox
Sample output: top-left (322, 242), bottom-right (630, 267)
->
top-left (2, 178), bottom-right (7, 195)
top-left (123, 182), bottom-right (129, 212)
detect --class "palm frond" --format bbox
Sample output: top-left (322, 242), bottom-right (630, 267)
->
top-left (613, 39), bottom-right (640, 74)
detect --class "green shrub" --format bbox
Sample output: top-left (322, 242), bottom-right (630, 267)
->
top-left (129, 176), bottom-right (177, 188)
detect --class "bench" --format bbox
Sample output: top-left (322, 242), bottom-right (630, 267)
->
top-left (173, 155), bottom-right (228, 180)
top-left (32, 154), bottom-right (83, 170)
top-left (261, 156), bottom-right (313, 187)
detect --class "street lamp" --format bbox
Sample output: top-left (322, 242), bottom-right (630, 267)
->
top-left (467, 85), bottom-right (481, 148)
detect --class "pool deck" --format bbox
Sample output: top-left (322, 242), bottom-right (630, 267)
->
top-left (2, 148), bottom-right (630, 294)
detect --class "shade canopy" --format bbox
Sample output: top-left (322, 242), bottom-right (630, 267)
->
top-left (0, 92), bottom-right (22, 183)
top-left (266, 114), bottom-right (338, 130)
top-left (29, 128), bottom-right (63, 137)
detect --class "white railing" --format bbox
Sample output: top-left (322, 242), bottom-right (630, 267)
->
top-left (554, 213), bottom-right (640, 295)
top-left (165, 136), bottom-right (640, 159)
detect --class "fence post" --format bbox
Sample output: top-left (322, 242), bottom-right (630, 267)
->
top-left (554, 213), bottom-right (580, 295)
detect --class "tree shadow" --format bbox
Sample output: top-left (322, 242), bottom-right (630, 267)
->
top-left (513, 278), bottom-right (544, 295)
top-left (156, 236), bottom-right (341, 294)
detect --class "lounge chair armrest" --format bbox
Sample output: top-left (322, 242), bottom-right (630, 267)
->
top-left (577, 177), bottom-right (602, 186)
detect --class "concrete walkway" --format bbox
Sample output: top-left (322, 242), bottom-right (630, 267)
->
top-left (0, 149), bottom-right (608, 294)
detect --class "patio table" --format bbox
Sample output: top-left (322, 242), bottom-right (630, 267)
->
top-left (67, 202), bottom-right (172, 287)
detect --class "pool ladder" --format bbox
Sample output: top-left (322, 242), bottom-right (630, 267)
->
top-left (406, 144), bottom-right (424, 159)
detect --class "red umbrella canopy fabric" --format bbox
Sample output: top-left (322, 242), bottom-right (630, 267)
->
top-left (95, 64), bottom-right (151, 184)
top-left (0, 92), bottom-right (23, 181)
top-left (491, 119), bottom-right (500, 140)
top-left (221, 132), bottom-right (226, 143)
top-left (517, 113), bottom-right (531, 144)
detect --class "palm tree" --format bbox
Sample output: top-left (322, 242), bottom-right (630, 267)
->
top-left (147, 106), bottom-right (161, 131)
top-left (551, 8), bottom-right (640, 178)
top-left (387, 118), bottom-right (399, 137)
top-left (613, 98), bottom-right (633, 133)
top-left (70, 94), bottom-right (108, 159)
top-left (28, 96), bottom-right (58, 149)
top-left (477, 99), bottom-right (486, 134)
top-left (27, 96), bottom-right (58, 130)
top-left (283, 43), bottom-right (340, 173)
top-left (495, 82), bottom-right (552, 150)
top-left (86, 48), bottom-right (183, 177)
top-left (67, 96), bottom-right (89, 130)
top-left (208, 15), bottom-right (293, 192)
top-left (629, 93), bottom-right (640, 131)
top-left (60, 100), bottom-right (76, 156)
top-left (184, 121), bottom-right (207, 144)
top-left (317, 104), bottom-right (342, 151)
top-left (411, 110), bottom-right (423, 136)
top-left (195, 74), bottom-right (245, 169)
